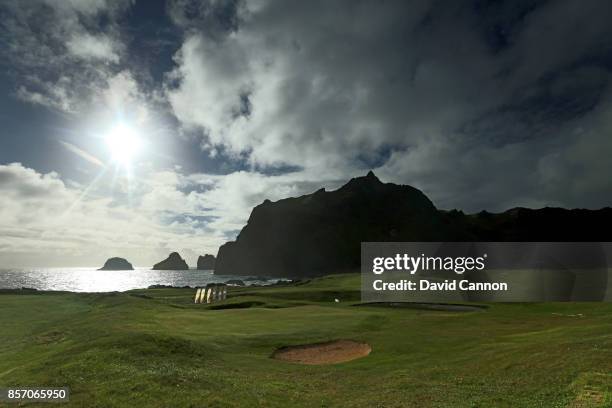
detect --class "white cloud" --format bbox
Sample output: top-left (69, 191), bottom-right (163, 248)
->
top-left (186, 170), bottom-right (336, 234)
top-left (166, 35), bottom-right (251, 152)
top-left (15, 76), bottom-right (76, 112)
top-left (165, 0), bottom-right (495, 171)
top-left (93, 70), bottom-right (152, 126)
top-left (165, 0), bottom-right (612, 211)
top-left (0, 163), bottom-right (221, 267)
top-left (0, 162), bottom-right (335, 268)
top-left (66, 33), bottom-right (120, 63)
top-left (47, 0), bottom-right (119, 16)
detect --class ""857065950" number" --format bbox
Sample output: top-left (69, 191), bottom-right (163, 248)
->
top-left (1, 387), bottom-right (69, 402)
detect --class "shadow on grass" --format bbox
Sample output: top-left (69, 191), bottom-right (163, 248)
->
top-left (355, 302), bottom-right (488, 312)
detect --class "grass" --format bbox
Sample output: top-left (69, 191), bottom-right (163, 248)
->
top-left (0, 274), bottom-right (611, 407)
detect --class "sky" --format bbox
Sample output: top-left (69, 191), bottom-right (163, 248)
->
top-left (1, 0), bottom-right (612, 267)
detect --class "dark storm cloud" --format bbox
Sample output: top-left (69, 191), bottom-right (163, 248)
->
top-left (167, 0), bottom-right (242, 39)
top-left (167, 0), bottom-right (612, 211)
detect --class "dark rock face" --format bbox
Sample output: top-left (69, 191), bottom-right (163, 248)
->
top-left (98, 257), bottom-right (134, 271)
top-left (215, 172), bottom-right (612, 278)
top-left (215, 172), bottom-right (467, 277)
top-left (197, 254), bottom-right (216, 270)
top-left (451, 207), bottom-right (612, 241)
top-left (152, 252), bottom-right (189, 270)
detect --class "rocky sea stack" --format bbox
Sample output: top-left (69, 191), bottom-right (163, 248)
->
top-left (152, 252), bottom-right (189, 270)
top-left (197, 254), bottom-right (216, 270)
top-left (98, 257), bottom-right (134, 271)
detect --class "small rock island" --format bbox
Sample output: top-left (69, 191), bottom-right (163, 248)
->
top-left (197, 254), bottom-right (216, 270)
top-left (152, 252), bottom-right (189, 270)
top-left (98, 257), bottom-right (134, 271)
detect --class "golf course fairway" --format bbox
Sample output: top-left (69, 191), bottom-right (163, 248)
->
top-left (1, 274), bottom-right (611, 407)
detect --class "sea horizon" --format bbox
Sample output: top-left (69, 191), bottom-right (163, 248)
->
top-left (0, 267), bottom-right (279, 293)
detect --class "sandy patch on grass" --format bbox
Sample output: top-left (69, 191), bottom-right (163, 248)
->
top-left (272, 340), bottom-right (371, 365)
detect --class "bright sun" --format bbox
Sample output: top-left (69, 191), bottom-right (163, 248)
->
top-left (104, 124), bottom-right (142, 166)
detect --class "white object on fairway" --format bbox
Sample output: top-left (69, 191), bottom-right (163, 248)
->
top-left (194, 288), bottom-right (202, 303)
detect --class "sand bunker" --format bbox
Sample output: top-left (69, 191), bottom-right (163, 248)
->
top-left (272, 340), bottom-right (371, 365)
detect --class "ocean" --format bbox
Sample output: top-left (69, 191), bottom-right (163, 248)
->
top-left (0, 267), bottom-right (278, 292)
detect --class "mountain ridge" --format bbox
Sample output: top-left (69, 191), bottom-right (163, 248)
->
top-left (215, 172), bottom-right (612, 277)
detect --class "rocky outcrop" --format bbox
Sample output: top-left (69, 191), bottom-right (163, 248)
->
top-left (152, 252), bottom-right (189, 270)
top-left (215, 171), bottom-right (466, 277)
top-left (215, 171), bottom-right (612, 278)
top-left (225, 279), bottom-right (245, 286)
top-left (449, 207), bottom-right (612, 241)
top-left (197, 254), bottom-right (216, 270)
top-left (98, 257), bottom-right (134, 271)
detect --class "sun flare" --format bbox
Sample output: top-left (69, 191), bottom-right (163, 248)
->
top-left (104, 124), bottom-right (142, 166)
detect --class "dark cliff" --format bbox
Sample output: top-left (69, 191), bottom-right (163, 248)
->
top-left (215, 172), bottom-right (467, 277)
top-left (215, 172), bottom-right (612, 278)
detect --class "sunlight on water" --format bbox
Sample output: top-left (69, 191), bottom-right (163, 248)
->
top-left (0, 267), bottom-right (275, 292)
